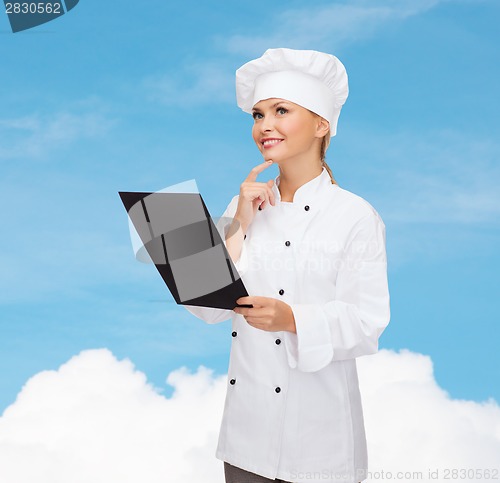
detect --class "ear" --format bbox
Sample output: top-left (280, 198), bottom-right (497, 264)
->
top-left (315, 117), bottom-right (330, 138)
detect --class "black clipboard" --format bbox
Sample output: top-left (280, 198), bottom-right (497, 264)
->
top-left (118, 190), bottom-right (252, 310)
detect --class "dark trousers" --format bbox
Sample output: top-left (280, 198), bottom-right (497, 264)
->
top-left (224, 462), bottom-right (294, 483)
top-left (224, 461), bottom-right (362, 483)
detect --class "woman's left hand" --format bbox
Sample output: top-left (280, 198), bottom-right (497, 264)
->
top-left (233, 296), bottom-right (296, 333)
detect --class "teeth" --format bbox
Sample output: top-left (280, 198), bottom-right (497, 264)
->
top-left (263, 139), bottom-right (282, 146)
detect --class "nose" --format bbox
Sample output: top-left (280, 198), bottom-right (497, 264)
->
top-left (260, 113), bottom-right (275, 132)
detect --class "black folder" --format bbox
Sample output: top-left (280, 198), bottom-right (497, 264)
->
top-left (118, 190), bottom-right (251, 310)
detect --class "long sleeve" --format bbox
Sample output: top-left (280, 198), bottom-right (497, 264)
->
top-left (283, 211), bottom-right (391, 372)
top-left (184, 195), bottom-right (249, 324)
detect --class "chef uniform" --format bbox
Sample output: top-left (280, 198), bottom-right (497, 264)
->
top-left (184, 48), bottom-right (391, 483)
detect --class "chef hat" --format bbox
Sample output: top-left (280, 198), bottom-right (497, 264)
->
top-left (236, 48), bottom-right (349, 136)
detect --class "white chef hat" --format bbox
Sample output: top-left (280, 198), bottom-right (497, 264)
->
top-left (235, 48), bottom-right (349, 137)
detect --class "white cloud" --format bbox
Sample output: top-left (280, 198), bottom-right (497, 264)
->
top-left (338, 126), bottom-right (500, 225)
top-left (0, 348), bottom-right (498, 483)
top-left (0, 349), bottom-right (226, 483)
top-left (357, 349), bottom-right (500, 481)
top-left (218, 0), bottom-right (448, 57)
top-left (0, 108), bottom-right (116, 160)
top-left (142, 60), bottom-right (235, 106)
top-left (143, 0), bottom-right (451, 107)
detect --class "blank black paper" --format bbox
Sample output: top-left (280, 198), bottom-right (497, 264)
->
top-left (118, 190), bottom-right (251, 310)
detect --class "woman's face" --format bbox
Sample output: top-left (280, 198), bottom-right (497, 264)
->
top-left (251, 98), bottom-right (327, 164)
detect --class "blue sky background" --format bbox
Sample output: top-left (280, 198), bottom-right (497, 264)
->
top-left (1, 0), bottom-right (499, 412)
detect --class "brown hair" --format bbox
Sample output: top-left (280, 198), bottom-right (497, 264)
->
top-left (319, 130), bottom-right (337, 185)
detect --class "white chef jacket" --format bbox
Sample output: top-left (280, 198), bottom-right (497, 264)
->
top-left (184, 166), bottom-right (390, 483)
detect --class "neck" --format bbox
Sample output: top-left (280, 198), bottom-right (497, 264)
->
top-left (277, 158), bottom-right (323, 202)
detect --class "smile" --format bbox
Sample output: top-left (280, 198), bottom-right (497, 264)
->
top-left (262, 139), bottom-right (283, 148)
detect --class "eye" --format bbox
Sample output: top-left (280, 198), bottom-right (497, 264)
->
top-left (252, 112), bottom-right (263, 120)
top-left (277, 107), bottom-right (288, 115)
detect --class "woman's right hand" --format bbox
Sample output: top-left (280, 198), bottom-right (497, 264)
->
top-left (234, 160), bottom-right (276, 233)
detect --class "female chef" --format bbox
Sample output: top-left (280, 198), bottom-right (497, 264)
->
top-left (184, 48), bottom-right (390, 483)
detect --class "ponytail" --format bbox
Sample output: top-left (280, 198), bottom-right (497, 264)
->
top-left (319, 131), bottom-right (338, 185)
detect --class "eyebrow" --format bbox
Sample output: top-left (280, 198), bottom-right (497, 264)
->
top-left (252, 101), bottom-right (290, 113)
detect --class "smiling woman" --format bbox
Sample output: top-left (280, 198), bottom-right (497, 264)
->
top-left (184, 48), bottom-right (390, 483)
top-left (250, 98), bottom-right (334, 200)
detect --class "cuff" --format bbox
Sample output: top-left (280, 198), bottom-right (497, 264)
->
top-left (283, 304), bottom-right (334, 372)
top-left (223, 235), bottom-right (249, 279)
top-left (183, 304), bottom-right (233, 324)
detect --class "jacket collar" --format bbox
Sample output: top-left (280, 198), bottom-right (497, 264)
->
top-left (272, 166), bottom-right (333, 205)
